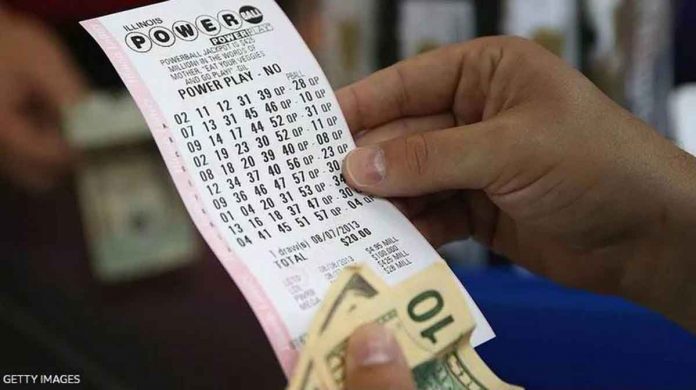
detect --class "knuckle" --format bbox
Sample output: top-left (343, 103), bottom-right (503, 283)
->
top-left (403, 134), bottom-right (430, 177)
top-left (472, 35), bottom-right (542, 63)
top-left (468, 35), bottom-right (528, 52)
top-left (498, 35), bottom-right (534, 47)
top-left (499, 35), bottom-right (561, 63)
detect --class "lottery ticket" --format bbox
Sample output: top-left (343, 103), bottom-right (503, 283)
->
top-left (81, 0), bottom-right (493, 376)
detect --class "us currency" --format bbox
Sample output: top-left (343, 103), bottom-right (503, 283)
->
top-left (410, 343), bottom-right (522, 390)
top-left (412, 343), bottom-right (521, 390)
top-left (288, 266), bottom-right (389, 390)
top-left (313, 262), bottom-right (522, 390)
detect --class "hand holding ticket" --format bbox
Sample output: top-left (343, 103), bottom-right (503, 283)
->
top-left (81, 0), bottom-right (492, 379)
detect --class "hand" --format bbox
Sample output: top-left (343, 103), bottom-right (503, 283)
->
top-left (337, 37), bottom-right (696, 333)
top-left (345, 324), bottom-right (415, 390)
top-left (0, 11), bottom-right (86, 191)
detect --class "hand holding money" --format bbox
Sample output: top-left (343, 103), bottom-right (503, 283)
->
top-left (289, 263), bottom-right (521, 390)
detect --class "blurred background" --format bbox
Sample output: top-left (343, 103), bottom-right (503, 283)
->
top-left (1, 0), bottom-right (696, 389)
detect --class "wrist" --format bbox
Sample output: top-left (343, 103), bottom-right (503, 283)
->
top-left (619, 148), bottom-right (696, 333)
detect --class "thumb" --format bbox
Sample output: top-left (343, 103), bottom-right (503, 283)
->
top-left (343, 121), bottom-right (505, 197)
top-left (345, 324), bottom-right (415, 390)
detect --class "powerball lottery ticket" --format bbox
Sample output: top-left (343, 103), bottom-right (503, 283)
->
top-left (81, 0), bottom-right (493, 376)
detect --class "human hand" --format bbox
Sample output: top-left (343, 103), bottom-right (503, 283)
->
top-left (0, 11), bottom-right (86, 191)
top-left (338, 37), bottom-right (696, 332)
top-left (344, 324), bottom-right (415, 390)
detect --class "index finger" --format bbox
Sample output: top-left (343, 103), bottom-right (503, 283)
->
top-left (336, 39), bottom-right (497, 134)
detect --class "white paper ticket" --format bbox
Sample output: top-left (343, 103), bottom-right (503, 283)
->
top-left (81, 0), bottom-right (493, 376)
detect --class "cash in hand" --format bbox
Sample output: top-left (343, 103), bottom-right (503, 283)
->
top-left (288, 262), bottom-right (523, 390)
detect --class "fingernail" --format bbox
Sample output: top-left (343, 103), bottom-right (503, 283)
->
top-left (345, 146), bottom-right (385, 187)
top-left (347, 325), bottom-right (399, 372)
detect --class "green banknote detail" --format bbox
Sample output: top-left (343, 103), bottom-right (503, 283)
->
top-left (413, 349), bottom-right (488, 390)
